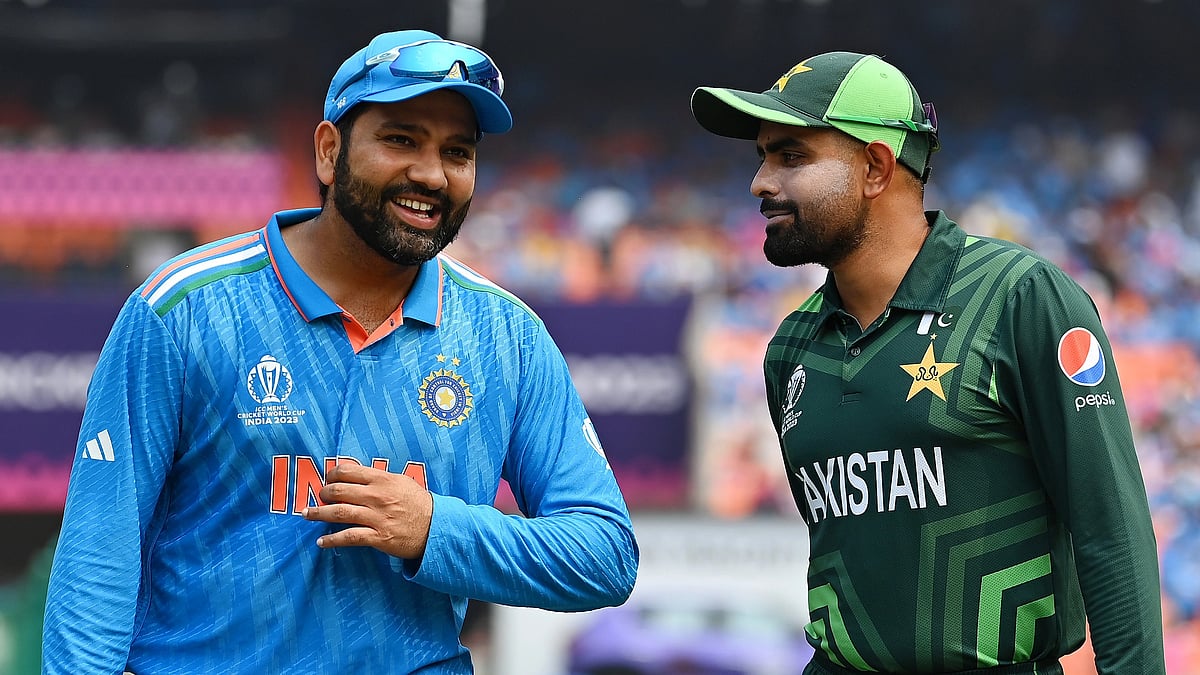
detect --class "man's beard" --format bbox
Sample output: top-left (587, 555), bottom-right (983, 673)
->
top-left (332, 150), bottom-right (471, 267)
top-left (761, 197), bottom-right (868, 269)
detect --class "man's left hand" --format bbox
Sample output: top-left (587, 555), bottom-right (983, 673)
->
top-left (303, 462), bottom-right (433, 559)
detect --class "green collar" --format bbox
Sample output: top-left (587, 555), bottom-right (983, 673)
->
top-left (816, 210), bottom-right (964, 323)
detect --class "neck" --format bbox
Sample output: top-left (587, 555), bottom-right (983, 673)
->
top-left (830, 208), bottom-right (930, 328)
top-left (281, 210), bottom-right (420, 332)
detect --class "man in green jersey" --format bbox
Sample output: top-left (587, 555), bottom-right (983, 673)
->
top-left (690, 52), bottom-right (1165, 674)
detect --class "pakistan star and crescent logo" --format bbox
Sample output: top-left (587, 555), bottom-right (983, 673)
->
top-left (900, 340), bottom-right (960, 402)
top-left (772, 62), bottom-right (813, 92)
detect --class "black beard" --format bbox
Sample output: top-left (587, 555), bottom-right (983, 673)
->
top-left (331, 149), bottom-right (470, 267)
top-left (761, 199), bottom-right (866, 268)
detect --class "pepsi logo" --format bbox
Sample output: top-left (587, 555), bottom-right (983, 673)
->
top-left (1057, 327), bottom-right (1105, 387)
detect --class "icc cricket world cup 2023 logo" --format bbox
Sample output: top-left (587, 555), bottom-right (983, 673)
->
top-left (248, 355), bottom-right (293, 404)
top-left (239, 355), bottom-right (307, 427)
top-left (779, 364), bottom-right (806, 437)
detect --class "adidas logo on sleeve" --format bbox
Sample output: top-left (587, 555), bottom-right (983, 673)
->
top-left (82, 429), bottom-right (116, 462)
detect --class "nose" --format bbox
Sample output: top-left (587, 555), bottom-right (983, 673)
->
top-left (406, 147), bottom-right (449, 191)
top-left (750, 162), bottom-right (777, 199)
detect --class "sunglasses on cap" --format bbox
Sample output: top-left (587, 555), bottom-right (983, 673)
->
top-left (336, 38), bottom-right (505, 102)
top-left (825, 102), bottom-right (940, 151)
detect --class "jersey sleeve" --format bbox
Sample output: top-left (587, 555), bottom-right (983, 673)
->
top-left (997, 264), bottom-right (1165, 674)
top-left (405, 319), bottom-right (638, 611)
top-left (764, 341), bottom-right (808, 518)
top-left (42, 294), bottom-right (184, 674)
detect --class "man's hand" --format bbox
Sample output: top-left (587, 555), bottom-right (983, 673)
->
top-left (303, 463), bottom-right (433, 559)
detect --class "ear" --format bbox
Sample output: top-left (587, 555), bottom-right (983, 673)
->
top-left (314, 120), bottom-right (341, 190)
top-left (861, 140), bottom-right (897, 199)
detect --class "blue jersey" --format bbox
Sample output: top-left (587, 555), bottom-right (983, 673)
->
top-left (43, 208), bottom-right (639, 674)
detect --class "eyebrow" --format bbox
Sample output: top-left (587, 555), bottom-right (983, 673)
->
top-left (377, 121), bottom-right (478, 147)
top-left (758, 136), bottom-right (809, 158)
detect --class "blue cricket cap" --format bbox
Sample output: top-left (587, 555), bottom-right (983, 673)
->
top-left (324, 30), bottom-right (513, 134)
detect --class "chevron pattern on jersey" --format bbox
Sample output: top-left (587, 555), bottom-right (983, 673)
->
top-left (807, 550), bottom-right (901, 671)
top-left (915, 490), bottom-right (1051, 671)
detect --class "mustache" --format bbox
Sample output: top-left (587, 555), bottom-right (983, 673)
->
top-left (760, 198), bottom-right (797, 216)
top-left (381, 182), bottom-right (452, 212)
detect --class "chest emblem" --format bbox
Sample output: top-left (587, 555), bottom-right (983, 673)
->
top-left (418, 354), bottom-right (474, 427)
top-left (248, 355), bottom-right (293, 403)
top-left (239, 355), bottom-right (308, 426)
top-left (900, 341), bottom-right (960, 401)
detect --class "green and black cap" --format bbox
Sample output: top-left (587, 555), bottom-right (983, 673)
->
top-left (691, 51), bottom-right (940, 182)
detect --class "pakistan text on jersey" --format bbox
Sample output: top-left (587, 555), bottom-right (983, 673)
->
top-left (794, 446), bottom-right (946, 523)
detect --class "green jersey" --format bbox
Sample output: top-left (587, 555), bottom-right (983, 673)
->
top-left (765, 212), bottom-right (1164, 674)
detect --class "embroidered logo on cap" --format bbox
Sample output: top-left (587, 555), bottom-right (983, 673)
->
top-left (772, 62), bottom-right (813, 92)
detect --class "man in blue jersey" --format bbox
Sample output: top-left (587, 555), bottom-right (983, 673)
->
top-left (43, 29), bottom-right (638, 674)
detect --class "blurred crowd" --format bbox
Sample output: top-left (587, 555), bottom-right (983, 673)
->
top-left (3, 84), bottom-right (1200, 670)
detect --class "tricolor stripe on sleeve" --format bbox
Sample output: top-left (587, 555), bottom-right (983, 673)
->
top-left (439, 254), bottom-right (538, 320)
top-left (140, 231), bottom-right (270, 316)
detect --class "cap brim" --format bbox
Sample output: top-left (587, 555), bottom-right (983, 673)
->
top-left (691, 87), bottom-right (828, 139)
top-left (361, 80), bottom-right (513, 134)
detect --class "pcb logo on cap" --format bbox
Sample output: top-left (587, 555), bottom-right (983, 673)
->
top-left (1057, 327), bottom-right (1106, 386)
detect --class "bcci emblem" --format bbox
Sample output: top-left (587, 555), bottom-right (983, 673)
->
top-left (779, 364), bottom-right (806, 437)
top-left (418, 359), bottom-right (474, 428)
top-left (247, 355), bottom-right (293, 404)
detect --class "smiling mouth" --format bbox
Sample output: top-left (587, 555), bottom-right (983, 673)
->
top-left (392, 197), bottom-right (441, 227)
top-left (396, 197), bottom-right (433, 214)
